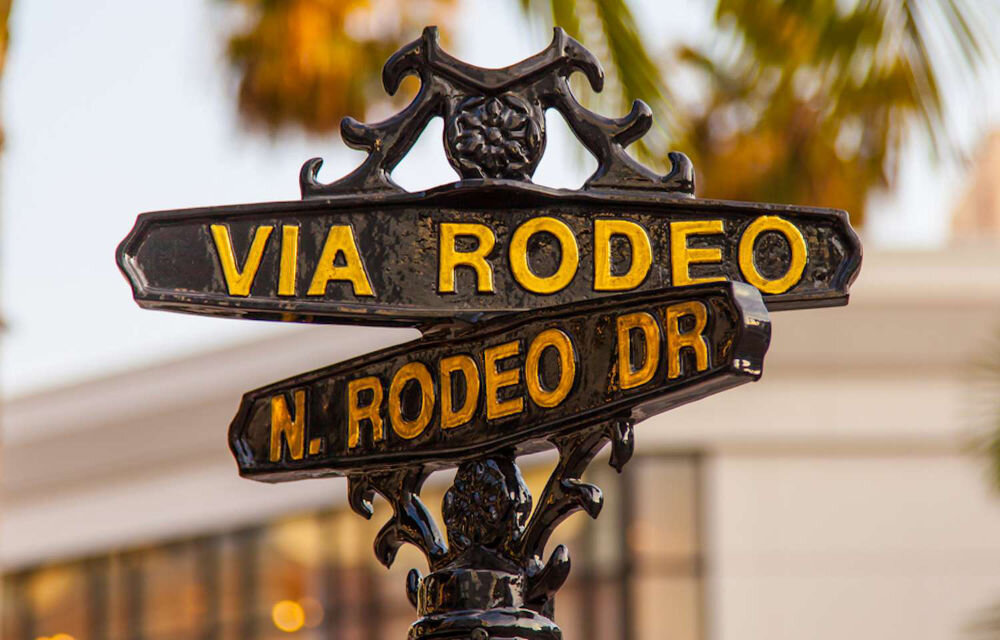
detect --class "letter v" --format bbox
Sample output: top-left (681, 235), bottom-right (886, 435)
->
top-left (210, 224), bottom-right (273, 296)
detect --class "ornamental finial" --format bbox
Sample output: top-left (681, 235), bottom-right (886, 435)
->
top-left (300, 26), bottom-right (694, 197)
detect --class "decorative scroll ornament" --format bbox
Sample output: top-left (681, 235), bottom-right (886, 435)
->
top-left (300, 26), bottom-right (694, 197)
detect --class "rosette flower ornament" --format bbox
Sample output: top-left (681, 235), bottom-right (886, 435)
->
top-left (441, 458), bottom-right (532, 559)
top-left (445, 94), bottom-right (545, 180)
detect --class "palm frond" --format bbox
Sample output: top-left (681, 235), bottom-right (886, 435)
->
top-left (0, 0), bottom-right (12, 147)
top-left (715, 0), bottom-right (995, 154)
top-left (220, 0), bottom-right (458, 134)
top-left (518, 0), bottom-right (677, 170)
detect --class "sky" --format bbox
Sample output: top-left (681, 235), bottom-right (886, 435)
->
top-left (1, 0), bottom-right (996, 397)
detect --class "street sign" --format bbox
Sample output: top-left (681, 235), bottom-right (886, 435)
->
top-left (119, 26), bottom-right (860, 640)
top-left (118, 186), bottom-right (859, 325)
top-left (230, 282), bottom-right (769, 481)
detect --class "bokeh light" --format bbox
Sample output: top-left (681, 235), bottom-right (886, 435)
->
top-left (272, 600), bottom-right (305, 633)
top-left (300, 596), bottom-right (325, 628)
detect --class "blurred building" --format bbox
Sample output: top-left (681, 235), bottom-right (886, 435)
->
top-left (953, 132), bottom-right (1000, 241)
top-left (4, 216), bottom-right (1000, 638)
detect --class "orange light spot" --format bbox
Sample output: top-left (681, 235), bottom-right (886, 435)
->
top-left (272, 600), bottom-right (305, 633)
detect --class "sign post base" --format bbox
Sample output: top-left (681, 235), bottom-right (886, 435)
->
top-left (407, 455), bottom-right (567, 640)
top-left (410, 568), bottom-right (561, 639)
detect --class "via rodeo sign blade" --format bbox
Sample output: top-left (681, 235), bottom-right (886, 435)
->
top-left (117, 30), bottom-right (860, 328)
top-left (117, 191), bottom-right (859, 325)
top-left (230, 283), bottom-right (769, 480)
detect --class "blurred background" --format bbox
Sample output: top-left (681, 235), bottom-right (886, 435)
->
top-left (2, 0), bottom-right (1000, 638)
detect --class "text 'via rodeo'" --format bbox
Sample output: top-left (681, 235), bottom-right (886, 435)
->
top-left (210, 214), bottom-right (808, 298)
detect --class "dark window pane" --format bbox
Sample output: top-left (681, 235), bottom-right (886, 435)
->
top-left (631, 458), bottom-right (700, 562)
top-left (632, 575), bottom-right (701, 640)
top-left (256, 516), bottom-right (326, 636)
top-left (26, 564), bottom-right (89, 640)
top-left (551, 584), bottom-right (583, 638)
top-left (3, 574), bottom-right (31, 640)
top-left (593, 579), bottom-right (626, 640)
top-left (141, 542), bottom-right (206, 639)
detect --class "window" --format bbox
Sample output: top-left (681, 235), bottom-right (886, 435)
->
top-left (2, 453), bottom-right (703, 640)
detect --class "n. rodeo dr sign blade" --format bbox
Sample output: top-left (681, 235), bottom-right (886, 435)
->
top-left (230, 282), bottom-right (769, 481)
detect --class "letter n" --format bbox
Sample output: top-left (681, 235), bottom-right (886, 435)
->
top-left (269, 390), bottom-right (306, 462)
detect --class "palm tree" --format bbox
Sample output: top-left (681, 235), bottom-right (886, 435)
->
top-left (0, 0), bottom-right (12, 145)
top-left (668, 0), bottom-right (997, 223)
top-left (220, 0), bottom-right (996, 225)
top-left (222, 0), bottom-right (458, 135)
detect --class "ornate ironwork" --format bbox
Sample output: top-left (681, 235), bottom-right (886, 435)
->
top-left (299, 26), bottom-right (694, 197)
top-left (381, 423), bottom-right (629, 640)
top-left (118, 24), bottom-right (862, 640)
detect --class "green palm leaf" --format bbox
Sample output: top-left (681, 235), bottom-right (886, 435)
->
top-left (518, 0), bottom-right (677, 169)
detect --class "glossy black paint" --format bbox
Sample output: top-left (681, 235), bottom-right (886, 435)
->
top-left (117, 183), bottom-right (860, 326)
top-left (230, 282), bottom-right (769, 481)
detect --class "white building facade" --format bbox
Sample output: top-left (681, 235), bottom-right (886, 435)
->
top-left (4, 244), bottom-right (1000, 640)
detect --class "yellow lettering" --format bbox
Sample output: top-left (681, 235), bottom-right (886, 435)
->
top-left (439, 223), bottom-right (496, 293)
top-left (510, 217), bottom-right (579, 294)
top-left (738, 216), bottom-right (808, 294)
top-left (269, 390), bottom-right (306, 462)
top-left (616, 312), bottom-right (661, 389)
top-left (308, 226), bottom-right (374, 297)
top-left (278, 225), bottom-right (299, 296)
top-left (664, 301), bottom-right (710, 378)
top-left (210, 224), bottom-right (273, 296)
top-left (388, 362), bottom-right (435, 440)
top-left (670, 220), bottom-right (725, 286)
top-left (525, 329), bottom-right (576, 408)
top-left (484, 340), bottom-right (523, 419)
top-left (594, 220), bottom-right (652, 291)
top-left (347, 376), bottom-right (383, 448)
top-left (440, 355), bottom-right (480, 429)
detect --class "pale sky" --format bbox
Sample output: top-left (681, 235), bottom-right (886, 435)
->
top-left (1, 0), bottom-right (995, 397)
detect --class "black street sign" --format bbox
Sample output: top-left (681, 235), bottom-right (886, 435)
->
top-left (120, 26), bottom-right (860, 640)
top-left (229, 282), bottom-right (769, 481)
top-left (118, 184), bottom-right (860, 326)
